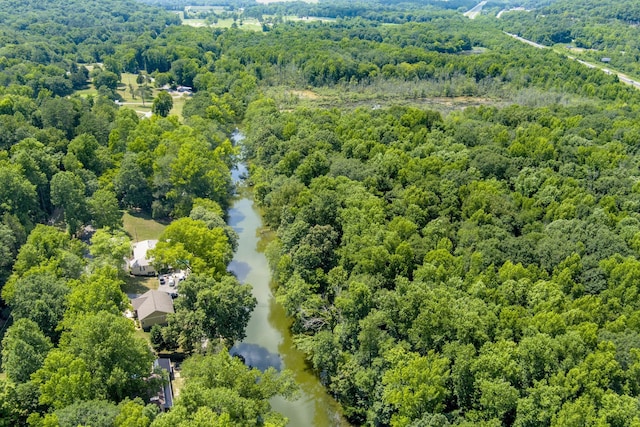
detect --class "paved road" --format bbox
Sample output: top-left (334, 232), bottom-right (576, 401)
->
top-left (504, 32), bottom-right (547, 49)
top-left (464, 1), bottom-right (487, 19)
top-left (504, 32), bottom-right (640, 90)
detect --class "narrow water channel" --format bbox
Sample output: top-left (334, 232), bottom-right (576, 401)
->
top-left (227, 160), bottom-right (348, 427)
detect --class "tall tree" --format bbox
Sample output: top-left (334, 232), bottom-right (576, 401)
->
top-left (114, 153), bottom-right (152, 211)
top-left (152, 92), bottom-right (173, 118)
top-left (50, 171), bottom-right (88, 235)
top-left (1, 318), bottom-right (53, 383)
top-left (172, 275), bottom-right (257, 348)
top-left (9, 272), bottom-right (69, 341)
top-left (151, 350), bottom-right (296, 427)
top-left (150, 217), bottom-right (233, 276)
top-left (88, 189), bottom-right (122, 230)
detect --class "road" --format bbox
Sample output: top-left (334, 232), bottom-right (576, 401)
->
top-left (504, 32), bottom-right (640, 90)
top-left (464, 1), bottom-right (487, 19)
top-left (504, 32), bottom-right (547, 49)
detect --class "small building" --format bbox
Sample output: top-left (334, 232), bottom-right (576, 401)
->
top-left (601, 57), bottom-right (611, 63)
top-left (150, 358), bottom-right (174, 411)
top-left (131, 290), bottom-right (174, 330)
top-left (129, 240), bottom-right (158, 276)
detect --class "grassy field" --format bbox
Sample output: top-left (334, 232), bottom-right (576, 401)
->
top-left (263, 83), bottom-right (509, 115)
top-left (123, 211), bottom-right (167, 242)
top-left (76, 70), bottom-right (188, 119)
top-left (123, 275), bottom-right (158, 295)
top-left (134, 325), bottom-right (152, 344)
top-left (183, 17), bottom-right (263, 31)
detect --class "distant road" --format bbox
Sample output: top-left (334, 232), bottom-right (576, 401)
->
top-left (504, 32), bottom-right (547, 49)
top-left (464, 1), bottom-right (487, 19)
top-left (504, 32), bottom-right (640, 90)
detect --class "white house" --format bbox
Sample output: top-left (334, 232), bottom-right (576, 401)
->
top-left (129, 240), bottom-right (158, 276)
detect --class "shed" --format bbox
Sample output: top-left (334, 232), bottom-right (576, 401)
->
top-left (131, 290), bottom-right (174, 330)
top-left (129, 240), bottom-right (158, 276)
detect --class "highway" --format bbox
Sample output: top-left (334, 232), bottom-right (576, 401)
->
top-left (464, 1), bottom-right (487, 19)
top-left (504, 32), bottom-right (640, 90)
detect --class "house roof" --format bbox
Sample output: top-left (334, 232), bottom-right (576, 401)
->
top-left (152, 358), bottom-right (174, 408)
top-left (131, 240), bottom-right (158, 267)
top-left (131, 290), bottom-right (174, 320)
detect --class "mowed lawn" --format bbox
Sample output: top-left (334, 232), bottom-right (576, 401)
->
top-left (123, 211), bottom-right (167, 242)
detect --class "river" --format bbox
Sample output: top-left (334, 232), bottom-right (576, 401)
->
top-left (227, 141), bottom-right (348, 426)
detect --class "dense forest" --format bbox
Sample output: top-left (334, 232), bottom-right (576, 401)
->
top-left (2, 0), bottom-right (640, 425)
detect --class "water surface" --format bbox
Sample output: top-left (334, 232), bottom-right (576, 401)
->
top-left (228, 162), bottom-right (348, 427)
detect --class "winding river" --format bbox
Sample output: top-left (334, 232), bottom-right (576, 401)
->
top-left (227, 146), bottom-right (348, 426)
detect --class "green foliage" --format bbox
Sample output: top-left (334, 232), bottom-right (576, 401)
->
top-left (382, 347), bottom-right (451, 426)
top-left (88, 229), bottom-right (130, 273)
top-left (149, 325), bottom-right (165, 352)
top-left (88, 189), bottom-right (122, 230)
top-left (114, 153), bottom-right (153, 211)
top-left (244, 93), bottom-right (640, 424)
top-left (150, 217), bottom-right (233, 276)
top-left (50, 171), bottom-right (88, 235)
top-left (50, 399), bottom-right (119, 427)
top-left (169, 274), bottom-right (256, 351)
top-left (9, 272), bottom-right (69, 341)
top-left (2, 225), bottom-right (84, 304)
top-left (0, 159), bottom-right (38, 226)
top-left (62, 268), bottom-right (128, 324)
top-left (151, 350), bottom-right (296, 427)
top-left (5, 0), bottom-right (640, 425)
top-left (115, 398), bottom-right (158, 427)
top-left (152, 92), bottom-right (173, 118)
top-left (1, 319), bottom-right (52, 383)
top-left (32, 311), bottom-right (154, 408)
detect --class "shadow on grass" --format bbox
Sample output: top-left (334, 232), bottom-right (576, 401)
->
top-left (127, 209), bottom-right (171, 225)
top-left (122, 210), bottom-right (169, 242)
top-left (123, 275), bottom-right (158, 295)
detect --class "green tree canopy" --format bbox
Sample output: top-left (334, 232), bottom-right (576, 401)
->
top-left (152, 91), bottom-right (173, 118)
top-left (1, 318), bottom-right (52, 383)
top-left (151, 350), bottom-right (297, 427)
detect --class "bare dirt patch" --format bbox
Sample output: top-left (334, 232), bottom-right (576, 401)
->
top-left (288, 89), bottom-right (321, 100)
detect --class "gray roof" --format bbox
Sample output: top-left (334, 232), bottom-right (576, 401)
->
top-left (132, 290), bottom-right (174, 320)
top-left (152, 358), bottom-right (174, 409)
